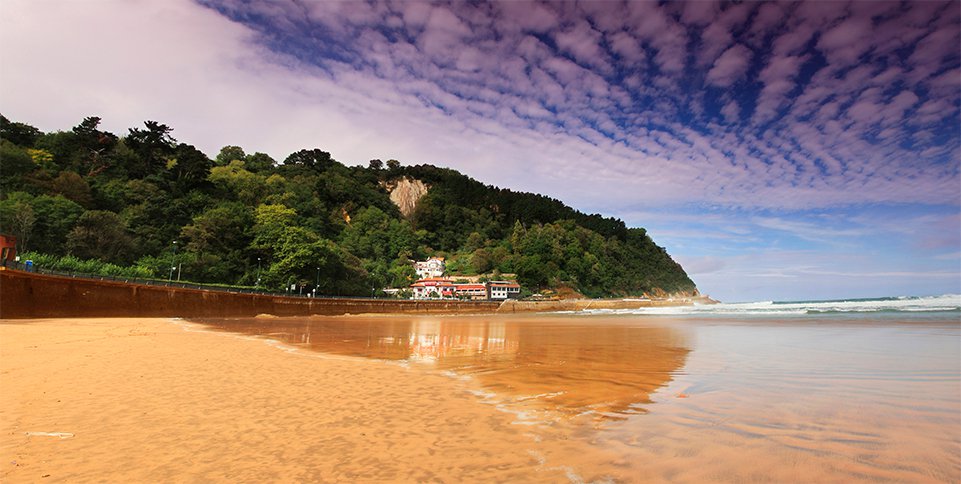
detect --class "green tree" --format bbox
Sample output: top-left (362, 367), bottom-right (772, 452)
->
top-left (251, 203), bottom-right (298, 252)
top-left (0, 193), bottom-right (85, 255)
top-left (180, 202), bottom-right (254, 282)
top-left (245, 152), bottom-right (275, 172)
top-left (70, 116), bottom-right (118, 176)
top-left (340, 206), bottom-right (417, 260)
top-left (26, 148), bottom-right (56, 171)
top-left (167, 143), bottom-right (212, 191)
top-left (387, 259), bottom-right (417, 288)
top-left (0, 114), bottom-right (41, 147)
top-left (209, 160), bottom-right (268, 206)
top-left (262, 227), bottom-right (369, 295)
top-left (215, 145), bottom-right (246, 166)
top-left (66, 210), bottom-right (136, 264)
top-left (125, 121), bottom-right (176, 178)
top-left (470, 247), bottom-right (492, 274)
top-left (283, 148), bottom-right (334, 172)
top-left (50, 171), bottom-right (93, 207)
top-left (117, 179), bottom-right (174, 256)
top-left (0, 141), bottom-right (37, 194)
top-left (10, 202), bottom-right (35, 254)
top-left (515, 254), bottom-right (548, 288)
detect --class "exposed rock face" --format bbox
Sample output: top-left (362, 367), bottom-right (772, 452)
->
top-left (383, 177), bottom-right (429, 218)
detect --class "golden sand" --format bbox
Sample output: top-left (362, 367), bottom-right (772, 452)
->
top-left (3, 315), bottom-right (958, 483)
top-left (0, 318), bottom-right (572, 482)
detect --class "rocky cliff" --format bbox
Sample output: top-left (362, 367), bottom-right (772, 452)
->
top-left (383, 177), bottom-right (430, 218)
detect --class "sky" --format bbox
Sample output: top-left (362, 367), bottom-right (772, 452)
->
top-left (1, 0), bottom-right (959, 302)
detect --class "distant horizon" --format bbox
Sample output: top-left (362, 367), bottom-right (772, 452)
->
top-left (716, 293), bottom-right (961, 305)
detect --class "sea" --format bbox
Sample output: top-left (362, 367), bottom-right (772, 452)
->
top-left (196, 294), bottom-right (961, 482)
top-left (585, 293), bottom-right (961, 317)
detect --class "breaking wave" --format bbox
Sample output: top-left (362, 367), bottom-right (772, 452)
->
top-left (582, 295), bottom-right (961, 316)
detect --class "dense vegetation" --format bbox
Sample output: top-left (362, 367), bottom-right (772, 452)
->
top-left (0, 115), bottom-right (696, 297)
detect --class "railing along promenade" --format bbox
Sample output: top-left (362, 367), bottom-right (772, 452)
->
top-left (0, 260), bottom-right (502, 319)
top-left (0, 258), bottom-right (489, 302)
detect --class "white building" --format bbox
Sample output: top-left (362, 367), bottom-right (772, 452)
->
top-left (410, 278), bottom-right (455, 299)
top-left (414, 257), bottom-right (446, 279)
top-left (488, 281), bottom-right (521, 300)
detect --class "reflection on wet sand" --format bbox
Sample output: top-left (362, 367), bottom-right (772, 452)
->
top-left (193, 314), bottom-right (961, 482)
top-left (197, 315), bottom-right (690, 421)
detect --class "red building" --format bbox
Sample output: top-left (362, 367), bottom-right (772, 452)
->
top-left (409, 278), bottom-right (521, 301)
top-left (0, 234), bottom-right (16, 262)
top-left (455, 283), bottom-right (489, 301)
top-left (410, 278), bottom-right (456, 299)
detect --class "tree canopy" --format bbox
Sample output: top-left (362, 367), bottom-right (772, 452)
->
top-left (0, 115), bottom-right (696, 297)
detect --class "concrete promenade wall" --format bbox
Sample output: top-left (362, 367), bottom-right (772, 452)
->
top-left (0, 270), bottom-right (500, 319)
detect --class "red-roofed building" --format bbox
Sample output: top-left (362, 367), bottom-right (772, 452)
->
top-left (409, 278), bottom-right (522, 300)
top-left (410, 278), bottom-right (456, 300)
top-left (455, 283), bottom-right (489, 301)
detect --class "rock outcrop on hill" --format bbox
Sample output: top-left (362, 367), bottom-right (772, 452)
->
top-left (383, 177), bottom-right (429, 218)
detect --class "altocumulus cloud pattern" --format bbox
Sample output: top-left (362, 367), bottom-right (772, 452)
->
top-left (200, 0), bottom-right (960, 209)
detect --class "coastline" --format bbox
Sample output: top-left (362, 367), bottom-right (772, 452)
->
top-left (0, 269), bottom-right (712, 319)
top-left (0, 317), bottom-right (573, 482)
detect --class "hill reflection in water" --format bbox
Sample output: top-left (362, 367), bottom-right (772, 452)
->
top-left (196, 315), bottom-right (690, 420)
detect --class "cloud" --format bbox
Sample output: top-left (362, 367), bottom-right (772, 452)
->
top-left (553, 20), bottom-right (608, 70)
top-left (628, 3), bottom-right (689, 75)
top-left (753, 54), bottom-right (805, 124)
top-left (497, 1), bottom-right (559, 34)
top-left (750, 2), bottom-right (788, 38)
top-left (673, 255), bottom-right (726, 275)
top-left (698, 3), bottom-right (754, 65)
top-left (0, 0), bottom-right (957, 217)
top-left (706, 44), bottom-right (753, 87)
top-left (751, 216), bottom-right (868, 244)
top-left (608, 31), bottom-right (645, 64)
top-left (680, 0), bottom-right (721, 27)
top-left (721, 100), bottom-right (741, 123)
top-left (817, 16), bottom-right (875, 65)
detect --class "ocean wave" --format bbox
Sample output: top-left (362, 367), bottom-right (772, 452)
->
top-left (581, 294), bottom-right (961, 317)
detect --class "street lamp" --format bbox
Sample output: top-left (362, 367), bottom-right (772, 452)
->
top-left (168, 241), bottom-right (178, 281)
top-left (256, 257), bottom-right (262, 288)
top-left (315, 267), bottom-right (320, 295)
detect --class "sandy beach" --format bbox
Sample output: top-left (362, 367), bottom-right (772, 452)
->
top-left (3, 313), bottom-right (958, 483)
top-left (0, 318), bottom-right (576, 482)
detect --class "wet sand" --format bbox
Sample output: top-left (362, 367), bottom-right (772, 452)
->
top-left (3, 314), bottom-right (959, 482)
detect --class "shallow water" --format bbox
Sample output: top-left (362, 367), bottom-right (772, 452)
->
top-left (196, 312), bottom-right (961, 482)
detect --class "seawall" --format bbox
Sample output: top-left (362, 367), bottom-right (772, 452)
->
top-left (0, 270), bottom-right (500, 319)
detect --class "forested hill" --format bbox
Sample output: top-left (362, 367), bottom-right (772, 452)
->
top-left (0, 115), bottom-right (697, 298)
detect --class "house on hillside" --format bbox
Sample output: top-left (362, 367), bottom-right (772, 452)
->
top-left (488, 281), bottom-right (521, 300)
top-left (414, 257), bottom-right (446, 279)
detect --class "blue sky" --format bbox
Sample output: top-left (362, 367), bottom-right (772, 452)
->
top-left (1, 0), bottom-right (958, 301)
